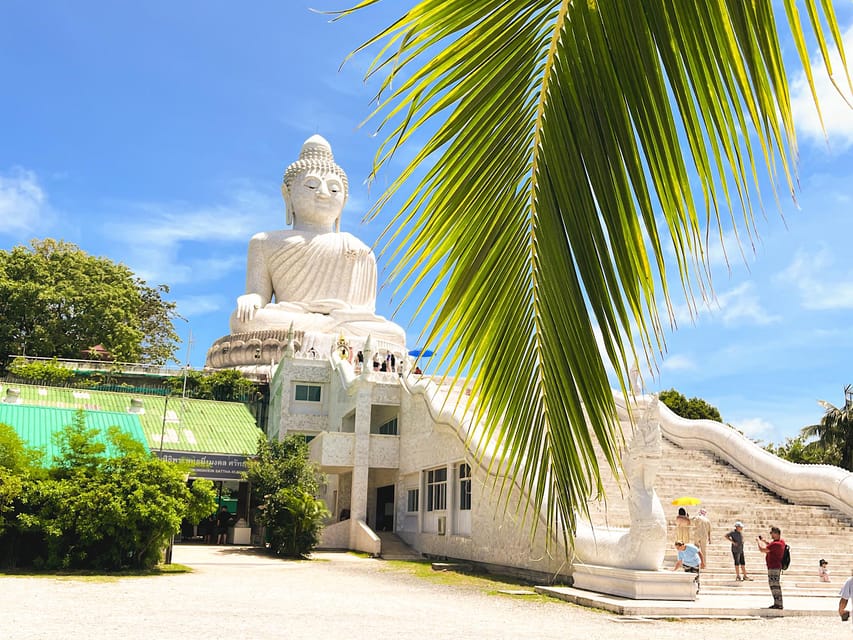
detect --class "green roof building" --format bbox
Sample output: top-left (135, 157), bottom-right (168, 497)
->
top-left (0, 403), bottom-right (149, 465)
top-left (0, 382), bottom-right (263, 481)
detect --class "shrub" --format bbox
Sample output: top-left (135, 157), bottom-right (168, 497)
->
top-left (8, 357), bottom-right (75, 384)
top-left (245, 436), bottom-right (328, 557)
top-left (0, 411), bottom-right (216, 570)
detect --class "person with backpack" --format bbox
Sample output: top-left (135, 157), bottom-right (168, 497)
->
top-left (758, 525), bottom-right (786, 610)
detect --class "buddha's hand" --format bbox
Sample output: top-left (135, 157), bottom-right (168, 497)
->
top-left (236, 293), bottom-right (265, 322)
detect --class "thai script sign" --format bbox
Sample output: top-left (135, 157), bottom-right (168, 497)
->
top-left (155, 450), bottom-right (248, 480)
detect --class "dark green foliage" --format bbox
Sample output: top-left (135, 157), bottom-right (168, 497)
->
top-left (0, 424), bottom-right (45, 541)
top-left (51, 410), bottom-right (105, 477)
top-left (659, 389), bottom-right (723, 422)
top-left (7, 357), bottom-right (75, 384)
top-left (799, 385), bottom-right (853, 471)
top-left (764, 435), bottom-right (840, 466)
top-left (0, 239), bottom-right (179, 368)
top-left (0, 412), bottom-right (216, 570)
top-left (165, 368), bottom-right (257, 401)
top-left (244, 436), bottom-right (328, 558)
top-left (0, 422), bottom-right (44, 473)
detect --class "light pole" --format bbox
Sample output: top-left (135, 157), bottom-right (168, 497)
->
top-left (179, 328), bottom-right (193, 425)
top-left (159, 393), bottom-right (170, 452)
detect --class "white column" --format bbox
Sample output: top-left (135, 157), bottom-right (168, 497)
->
top-left (349, 385), bottom-right (372, 528)
top-left (417, 470), bottom-right (424, 534)
top-left (446, 462), bottom-right (455, 536)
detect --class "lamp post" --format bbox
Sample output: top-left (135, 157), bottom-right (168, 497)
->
top-left (159, 393), bottom-right (170, 452)
top-left (179, 328), bottom-right (193, 425)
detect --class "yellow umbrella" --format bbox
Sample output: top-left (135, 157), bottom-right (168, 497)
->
top-left (671, 496), bottom-right (701, 506)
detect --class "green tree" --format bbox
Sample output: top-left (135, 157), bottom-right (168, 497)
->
top-left (165, 368), bottom-right (257, 401)
top-left (1, 414), bottom-right (216, 570)
top-left (51, 410), bottom-right (106, 478)
top-left (800, 385), bottom-right (853, 471)
top-left (765, 435), bottom-right (840, 466)
top-left (0, 422), bottom-right (44, 474)
top-left (339, 1), bottom-right (848, 539)
top-left (659, 389), bottom-right (723, 422)
top-left (7, 356), bottom-right (76, 384)
top-left (244, 436), bottom-right (328, 557)
top-left (0, 424), bottom-right (44, 540)
top-left (0, 239), bottom-right (179, 367)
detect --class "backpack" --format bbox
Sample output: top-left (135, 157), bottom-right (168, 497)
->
top-left (781, 544), bottom-right (791, 571)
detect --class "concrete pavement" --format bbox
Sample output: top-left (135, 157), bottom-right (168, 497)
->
top-left (0, 544), bottom-right (848, 640)
top-left (537, 584), bottom-right (839, 618)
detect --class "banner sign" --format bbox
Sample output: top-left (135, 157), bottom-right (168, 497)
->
top-left (155, 450), bottom-right (249, 480)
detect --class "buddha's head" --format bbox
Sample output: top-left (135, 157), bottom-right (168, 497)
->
top-left (282, 135), bottom-right (349, 232)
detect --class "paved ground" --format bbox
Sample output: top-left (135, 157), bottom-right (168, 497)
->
top-left (0, 545), bottom-right (850, 640)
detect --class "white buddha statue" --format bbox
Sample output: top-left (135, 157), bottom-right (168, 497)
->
top-left (228, 135), bottom-right (406, 350)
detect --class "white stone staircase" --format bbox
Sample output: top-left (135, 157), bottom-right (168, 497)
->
top-left (587, 437), bottom-right (853, 595)
top-left (376, 531), bottom-right (423, 561)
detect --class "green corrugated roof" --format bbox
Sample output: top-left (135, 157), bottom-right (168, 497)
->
top-left (0, 403), bottom-right (148, 465)
top-left (0, 382), bottom-right (263, 455)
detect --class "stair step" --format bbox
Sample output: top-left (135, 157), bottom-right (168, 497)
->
top-left (585, 434), bottom-right (853, 598)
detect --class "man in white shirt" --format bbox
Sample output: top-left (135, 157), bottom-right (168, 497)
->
top-left (839, 575), bottom-right (853, 622)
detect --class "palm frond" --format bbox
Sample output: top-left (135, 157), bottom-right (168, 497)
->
top-left (337, 0), bottom-right (850, 544)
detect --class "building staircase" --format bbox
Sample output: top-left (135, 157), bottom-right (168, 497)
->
top-left (376, 531), bottom-right (423, 561)
top-left (586, 437), bottom-right (853, 596)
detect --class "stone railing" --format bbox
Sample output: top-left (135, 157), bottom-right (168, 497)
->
top-left (632, 393), bottom-right (853, 518)
top-left (9, 355), bottom-right (187, 378)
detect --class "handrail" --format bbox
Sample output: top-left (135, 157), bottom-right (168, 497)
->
top-left (642, 393), bottom-right (853, 518)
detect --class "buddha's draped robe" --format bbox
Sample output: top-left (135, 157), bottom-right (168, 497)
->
top-left (260, 231), bottom-right (376, 310)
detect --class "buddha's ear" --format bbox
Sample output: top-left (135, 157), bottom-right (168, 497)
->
top-left (281, 183), bottom-right (294, 226)
top-left (335, 215), bottom-right (340, 233)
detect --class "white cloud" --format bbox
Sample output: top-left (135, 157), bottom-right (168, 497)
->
top-left (661, 353), bottom-right (695, 372)
top-left (174, 294), bottom-right (227, 318)
top-left (734, 417), bottom-right (775, 437)
top-left (673, 282), bottom-right (780, 328)
top-left (707, 228), bottom-right (761, 270)
top-left (779, 248), bottom-right (853, 310)
top-left (711, 282), bottom-right (781, 326)
top-left (790, 26), bottom-right (853, 151)
top-left (0, 168), bottom-right (52, 237)
top-left (99, 183), bottom-right (282, 285)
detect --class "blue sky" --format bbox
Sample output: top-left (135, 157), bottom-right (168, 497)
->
top-left (1, 2), bottom-right (852, 445)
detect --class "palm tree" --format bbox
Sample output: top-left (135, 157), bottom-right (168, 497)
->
top-left (802, 385), bottom-right (853, 471)
top-left (337, 1), bottom-right (850, 542)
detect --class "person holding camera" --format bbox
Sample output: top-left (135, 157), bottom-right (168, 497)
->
top-left (757, 526), bottom-right (785, 610)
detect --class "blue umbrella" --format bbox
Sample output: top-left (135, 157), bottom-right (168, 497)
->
top-left (408, 348), bottom-right (434, 358)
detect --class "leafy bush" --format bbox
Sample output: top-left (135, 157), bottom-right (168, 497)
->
top-left (765, 435), bottom-right (841, 467)
top-left (164, 368), bottom-right (257, 401)
top-left (263, 487), bottom-right (329, 557)
top-left (245, 436), bottom-right (328, 558)
top-left (659, 388), bottom-right (723, 422)
top-left (0, 411), bottom-right (216, 570)
top-left (8, 357), bottom-right (75, 384)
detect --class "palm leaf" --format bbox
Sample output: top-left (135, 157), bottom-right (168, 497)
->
top-left (335, 0), bottom-right (850, 545)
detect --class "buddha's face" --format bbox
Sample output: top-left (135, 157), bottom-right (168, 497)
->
top-left (289, 169), bottom-right (345, 229)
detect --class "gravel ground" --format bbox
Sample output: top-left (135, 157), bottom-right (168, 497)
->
top-left (0, 545), bottom-right (846, 640)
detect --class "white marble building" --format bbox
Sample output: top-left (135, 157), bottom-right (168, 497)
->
top-left (267, 348), bottom-right (574, 582)
top-left (213, 135), bottom-right (853, 595)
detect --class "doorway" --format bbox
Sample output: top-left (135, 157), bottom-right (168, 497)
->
top-left (375, 484), bottom-right (395, 532)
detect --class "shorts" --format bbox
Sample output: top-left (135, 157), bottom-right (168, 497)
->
top-left (732, 549), bottom-right (745, 566)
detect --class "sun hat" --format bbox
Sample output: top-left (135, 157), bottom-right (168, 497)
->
top-left (734, 521), bottom-right (744, 528)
